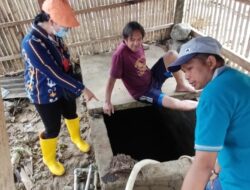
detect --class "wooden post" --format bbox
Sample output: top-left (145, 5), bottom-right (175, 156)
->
top-left (38, 0), bottom-right (45, 10)
top-left (0, 89), bottom-right (15, 189)
top-left (174, 0), bottom-right (185, 24)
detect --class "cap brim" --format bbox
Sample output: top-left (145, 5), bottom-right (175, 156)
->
top-left (168, 53), bottom-right (197, 72)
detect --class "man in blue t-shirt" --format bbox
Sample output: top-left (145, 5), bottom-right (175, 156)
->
top-left (169, 36), bottom-right (250, 190)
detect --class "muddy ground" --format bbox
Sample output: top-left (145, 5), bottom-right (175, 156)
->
top-left (4, 97), bottom-right (96, 190)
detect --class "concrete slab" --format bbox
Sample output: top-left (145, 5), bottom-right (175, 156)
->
top-left (80, 44), bottom-right (198, 114)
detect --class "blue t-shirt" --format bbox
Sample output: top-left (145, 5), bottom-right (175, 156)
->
top-left (195, 66), bottom-right (250, 190)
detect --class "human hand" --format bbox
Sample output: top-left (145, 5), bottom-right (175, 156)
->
top-left (103, 101), bottom-right (114, 116)
top-left (82, 88), bottom-right (98, 102)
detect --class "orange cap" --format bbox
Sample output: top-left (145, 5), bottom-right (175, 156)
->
top-left (42, 0), bottom-right (79, 28)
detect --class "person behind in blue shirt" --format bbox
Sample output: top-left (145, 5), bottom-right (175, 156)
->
top-left (21, 0), bottom-right (97, 176)
top-left (168, 36), bottom-right (250, 190)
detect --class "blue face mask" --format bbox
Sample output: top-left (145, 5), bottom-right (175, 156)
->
top-left (55, 27), bottom-right (69, 38)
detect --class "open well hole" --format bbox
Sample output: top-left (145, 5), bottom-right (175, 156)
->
top-left (103, 106), bottom-right (196, 162)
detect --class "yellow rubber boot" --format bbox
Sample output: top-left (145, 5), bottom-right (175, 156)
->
top-left (39, 134), bottom-right (65, 176)
top-left (65, 117), bottom-right (90, 153)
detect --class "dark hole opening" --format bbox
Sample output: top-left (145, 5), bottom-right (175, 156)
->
top-left (103, 106), bottom-right (196, 162)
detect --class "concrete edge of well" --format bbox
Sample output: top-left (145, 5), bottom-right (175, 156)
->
top-left (87, 90), bottom-right (200, 116)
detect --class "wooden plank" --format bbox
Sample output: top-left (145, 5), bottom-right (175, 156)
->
top-left (1, 23), bottom-right (173, 62)
top-left (241, 7), bottom-right (250, 55)
top-left (0, 89), bottom-right (15, 189)
top-left (75, 0), bottom-right (148, 15)
top-left (232, 2), bottom-right (243, 51)
top-left (69, 24), bottom-right (173, 47)
top-left (203, 0), bottom-right (210, 34)
top-left (0, 54), bottom-right (22, 62)
top-left (245, 36), bottom-right (250, 58)
top-left (215, 0), bottom-right (223, 39)
top-left (235, 0), bottom-right (250, 5)
top-left (0, 0), bottom-right (149, 29)
top-left (0, 18), bottom-right (33, 28)
top-left (225, 0), bottom-right (234, 45)
top-left (238, 3), bottom-right (247, 54)
top-left (229, 1), bottom-right (237, 50)
top-left (221, 0), bottom-right (231, 44)
top-left (209, 0), bottom-right (216, 36)
top-left (199, 0), bottom-right (206, 32)
top-left (221, 47), bottom-right (250, 72)
top-left (191, 27), bottom-right (250, 72)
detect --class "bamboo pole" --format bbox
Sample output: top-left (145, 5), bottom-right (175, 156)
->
top-left (228, 1), bottom-right (237, 49)
top-left (203, 0), bottom-right (210, 34)
top-left (220, 0), bottom-right (230, 44)
top-left (232, 2), bottom-right (243, 51)
top-left (241, 7), bottom-right (250, 55)
top-left (238, 3), bottom-right (247, 54)
top-left (213, 0), bottom-right (220, 39)
top-left (245, 36), bottom-right (250, 58)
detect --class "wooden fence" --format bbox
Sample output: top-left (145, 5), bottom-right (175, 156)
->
top-left (0, 0), bottom-right (250, 75)
top-left (183, 0), bottom-right (250, 72)
top-left (0, 0), bottom-right (176, 75)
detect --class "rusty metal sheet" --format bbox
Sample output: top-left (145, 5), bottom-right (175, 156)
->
top-left (0, 74), bottom-right (26, 99)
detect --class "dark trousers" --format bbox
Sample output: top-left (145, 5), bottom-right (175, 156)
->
top-left (35, 98), bottom-right (77, 139)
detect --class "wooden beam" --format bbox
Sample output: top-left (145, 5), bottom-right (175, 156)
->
top-left (1, 24), bottom-right (173, 60)
top-left (145, 23), bottom-right (173, 32)
top-left (69, 23), bottom-right (173, 47)
top-left (0, 89), bottom-right (15, 189)
top-left (0, 0), bottom-right (149, 29)
top-left (75, 0), bottom-right (148, 15)
top-left (0, 54), bottom-right (22, 62)
top-left (235, 0), bottom-right (250, 5)
top-left (221, 47), bottom-right (250, 72)
top-left (0, 18), bottom-right (33, 28)
top-left (174, 0), bottom-right (185, 24)
top-left (191, 27), bottom-right (250, 72)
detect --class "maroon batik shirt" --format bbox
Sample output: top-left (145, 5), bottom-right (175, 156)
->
top-left (110, 41), bottom-right (152, 99)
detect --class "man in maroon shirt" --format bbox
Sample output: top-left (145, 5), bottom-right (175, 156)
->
top-left (103, 21), bottom-right (197, 116)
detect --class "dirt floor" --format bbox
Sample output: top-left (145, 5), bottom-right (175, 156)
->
top-left (4, 97), bottom-right (95, 190)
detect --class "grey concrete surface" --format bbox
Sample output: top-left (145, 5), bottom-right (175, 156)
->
top-left (80, 44), bottom-right (198, 115)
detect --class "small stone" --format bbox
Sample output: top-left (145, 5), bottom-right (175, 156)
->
top-left (20, 117), bottom-right (28, 123)
top-left (63, 186), bottom-right (73, 190)
top-left (170, 23), bottom-right (192, 41)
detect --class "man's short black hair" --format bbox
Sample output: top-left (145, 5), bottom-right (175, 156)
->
top-left (122, 21), bottom-right (145, 39)
top-left (195, 53), bottom-right (225, 65)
